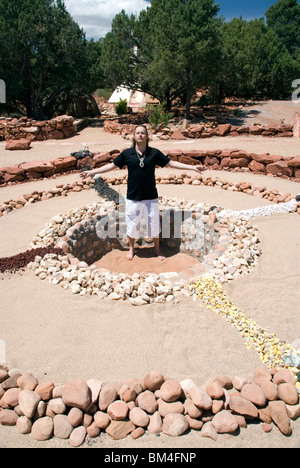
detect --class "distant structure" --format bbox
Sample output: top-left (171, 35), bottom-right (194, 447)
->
top-left (108, 85), bottom-right (159, 112)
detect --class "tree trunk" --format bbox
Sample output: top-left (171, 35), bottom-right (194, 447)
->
top-left (185, 82), bottom-right (192, 120)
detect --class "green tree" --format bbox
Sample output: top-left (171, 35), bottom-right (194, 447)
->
top-left (220, 17), bottom-right (298, 99)
top-left (266, 0), bottom-right (300, 58)
top-left (142, 0), bottom-right (221, 119)
top-left (0, 0), bottom-right (102, 119)
top-left (101, 10), bottom-right (137, 89)
top-left (101, 0), bottom-right (221, 119)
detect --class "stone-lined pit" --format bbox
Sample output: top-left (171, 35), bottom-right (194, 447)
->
top-left (64, 204), bottom-right (221, 274)
top-left (28, 197), bottom-right (261, 304)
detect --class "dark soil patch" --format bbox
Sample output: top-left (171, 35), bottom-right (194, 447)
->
top-left (0, 247), bottom-right (64, 273)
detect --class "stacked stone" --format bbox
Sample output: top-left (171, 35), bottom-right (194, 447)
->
top-left (1, 149), bottom-right (300, 185)
top-left (25, 198), bottom-right (261, 300)
top-left (0, 115), bottom-right (77, 146)
top-left (103, 120), bottom-right (294, 140)
top-left (0, 367), bottom-right (299, 446)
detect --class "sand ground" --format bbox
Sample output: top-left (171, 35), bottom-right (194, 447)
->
top-left (0, 101), bottom-right (300, 448)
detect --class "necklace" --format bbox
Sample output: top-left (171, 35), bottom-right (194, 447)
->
top-left (136, 148), bottom-right (146, 168)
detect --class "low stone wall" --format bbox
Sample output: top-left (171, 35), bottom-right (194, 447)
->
top-left (104, 119), bottom-right (294, 139)
top-left (0, 366), bottom-right (299, 446)
top-left (1, 148), bottom-right (300, 185)
top-left (0, 115), bottom-right (77, 148)
top-left (1, 172), bottom-right (300, 218)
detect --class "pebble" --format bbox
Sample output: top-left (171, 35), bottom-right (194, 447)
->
top-left (162, 413), bottom-right (189, 437)
top-left (212, 410), bottom-right (239, 434)
top-left (31, 416), bottom-right (53, 441)
top-left (69, 426), bottom-right (86, 447)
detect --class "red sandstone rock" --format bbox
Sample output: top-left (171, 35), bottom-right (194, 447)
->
top-left (205, 381), bottom-right (224, 399)
top-left (19, 160), bottom-right (54, 173)
top-left (62, 379), bottom-right (91, 411)
top-left (249, 160), bottom-right (266, 173)
top-left (229, 395), bottom-right (258, 418)
top-left (273, 368), bottom-right (295, 385)
top-left (143, 371), bottom-right (165, 392)
top-left (162, 413), bottom-right (189, 437)
top-left (31, 416), bottom-right (53, 441)
top-left (107, 400), bottom-right (129, 421)
top-left (214, 375), bottom-right (233, 390)
top-left (52, 156), bottom-right (77, 171)
top-left (212, 410), bottom-right (239, 434)
top-left (277, 383), bottom-right (299, 406)
top-left (69, 425), bottom-right (86, 447)
top-left (158, 398), bottom-right (184, 417)
top-left (17, 372), bottom-right (38, 391)
top-left (0, 409), bottom-right (18, 426)
top-left (105, 420), bottom-right (135, 440)
top-left (137, 390), bottom-right (158, 414)
top-left (170, 129), bottom-right (187, 140)
top-left (5, 139), bottom-right (31, 150)
top-left (35, 381), bottom-right (55, 400)
top-left (287, 155), bottom-right (300, 168)
top-left (67, 407), bottom-right (84, 427)
top-left (268, 400), bottom-right (292, 436)
top-left (98, 384), bottom-right (118, 411)
top-left (129, 407), bottom-right (150, 427)
top-left (160, 379), bottom-right (183, 402)
top-left (266, 160), bottom-right (293, 177)
top-left (94, 411), bottom-right (111, 429)
top-left (217, 124), bottom-right (231, 136)
top-left (251, 153), bottom-right (283, 164)
top-left (253, 367), bottom-right (272, 385)
top-left (240, 383), bottom-right (267, 407)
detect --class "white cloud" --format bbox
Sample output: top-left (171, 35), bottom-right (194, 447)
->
top-left (64, 0), bottom-right (150, 39)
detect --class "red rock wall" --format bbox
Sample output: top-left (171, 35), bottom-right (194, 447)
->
top-left (0, 115), bottom-right (77, 145)
top-left (1, 148), bottom-right (300, 185)
top-left (104, 120), bottom-right (294, 139)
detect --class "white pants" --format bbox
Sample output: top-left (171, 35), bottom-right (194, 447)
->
top-left (126, 198), bottom-right (161, 238)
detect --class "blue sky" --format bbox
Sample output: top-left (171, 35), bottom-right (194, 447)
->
top-left (217, 0), bottom-right (279, 20)
top-left (64, 0), bottom-right (283, 40)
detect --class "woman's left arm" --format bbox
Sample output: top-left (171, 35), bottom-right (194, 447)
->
top-left (166, 160), bottom-right (206, 174)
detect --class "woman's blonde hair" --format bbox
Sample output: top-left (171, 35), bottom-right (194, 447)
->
top-left (132, 125), bottom-right (150, 148)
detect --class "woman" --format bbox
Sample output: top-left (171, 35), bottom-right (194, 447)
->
top-left (80, 125), bottom-right (206, 260)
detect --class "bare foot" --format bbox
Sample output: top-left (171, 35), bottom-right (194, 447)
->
top-left (155, 250), bottom-right (166, 261)
top-left (126, 250), bottom-right (134, 261)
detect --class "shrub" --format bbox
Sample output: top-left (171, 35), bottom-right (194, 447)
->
top-left (147, 102), bottom-right (173, 129)
top-left (115, 99), bottom-right (128, 115)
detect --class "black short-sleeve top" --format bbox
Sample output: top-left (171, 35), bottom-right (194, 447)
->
top-left (113, 146), bottom-right (170, 201)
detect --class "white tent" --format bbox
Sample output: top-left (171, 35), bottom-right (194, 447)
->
top-left (108, 86), bottom-right (133, 104)
top-left (108, 85), bottom-right (159, 110)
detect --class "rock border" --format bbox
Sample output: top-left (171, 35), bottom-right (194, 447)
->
top-left (1, 147), bottom-right (300, 185)
top-left (26, 197), bottom-right (261, 303)
top-left (0, 115), bottom-right (77, 146)
top-left (0, 366), bottom-right (299, 447)
top-left (104, 120), bottom-right (295, 139)
top-left (1, 173), bottom-right (300, 217)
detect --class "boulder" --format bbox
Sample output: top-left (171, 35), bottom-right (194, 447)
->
top-left (5, 139), bottom-right (31, 150)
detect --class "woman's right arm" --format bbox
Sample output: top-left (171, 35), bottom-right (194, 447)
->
top-left (79, 162), bottom-right (118, 179)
